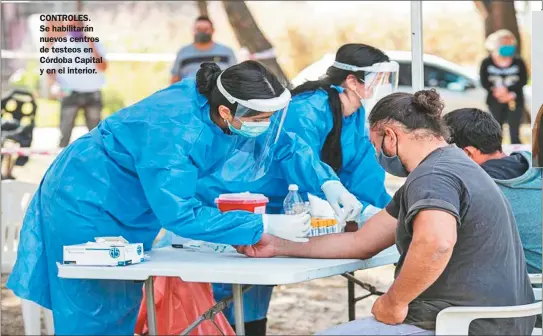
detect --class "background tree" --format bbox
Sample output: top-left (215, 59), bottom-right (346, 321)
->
top-left (221, 1), bottom-right (290, 87)
top-left (474, 0), bottom-right (521, 49)
top-left (196, 0), bottom-right (208, 16)
top-left (76, 0), bottom-right (83, 12)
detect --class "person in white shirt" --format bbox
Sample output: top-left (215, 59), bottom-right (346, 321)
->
top-left (46, 19), bottom-right (108, 147)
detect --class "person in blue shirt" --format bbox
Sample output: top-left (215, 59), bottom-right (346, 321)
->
top-left (170, 15), bottom-right (237, 83)
top-left (7, 60), bottom-right (361, 335)
top-left (444, 108), bottom-right (542, 274)
top-left (199, 43), bottom-right (400, 335)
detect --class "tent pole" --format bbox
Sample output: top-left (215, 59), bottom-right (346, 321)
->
top-left (410, 0), bottom-right (424, 92)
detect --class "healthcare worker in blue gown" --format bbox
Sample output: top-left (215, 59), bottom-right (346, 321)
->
top-left (193, 44), bottom-right (400, 335)
top-left (6, 60), bottom-right (363, 335)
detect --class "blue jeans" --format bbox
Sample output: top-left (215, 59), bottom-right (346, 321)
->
top-left (317, 317), bottom-right (434, 335)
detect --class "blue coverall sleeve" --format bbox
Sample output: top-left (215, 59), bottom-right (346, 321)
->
top-left (273, 98), bottom-right (338, 194)
top-left (130, 124), bottom-right (264, 246)
top-left (273, 129), bottom-right (339, 195)
top-left (341, 139), bottom-right (392, 209)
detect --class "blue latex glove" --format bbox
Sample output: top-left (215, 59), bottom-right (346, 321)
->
top-left (321, 180), bottom-right (363, 223)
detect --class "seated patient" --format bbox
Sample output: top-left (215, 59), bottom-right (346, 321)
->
top-left (236, 90), bottom-right (536, 335)
top-left (444, 108), bottom-right (542, 274)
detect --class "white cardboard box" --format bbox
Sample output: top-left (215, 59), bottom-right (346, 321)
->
top-left (63, 242), bottom-right (144, 266)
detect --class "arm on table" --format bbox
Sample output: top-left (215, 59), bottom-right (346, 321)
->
top-left (386, 209), bottom-right (457, 307)
top-left (237, 208), bottom-right (397, 259)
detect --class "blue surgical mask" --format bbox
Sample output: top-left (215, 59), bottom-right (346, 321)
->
top-left (376, 133), bottom-right (409, 177)
top-left (228, 120), bottom-right (270, 137)
top-left (498, 45), bottom-right (516, 57)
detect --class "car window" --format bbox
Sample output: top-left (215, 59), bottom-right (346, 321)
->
top-left (424, 65), bottom-right (473, 89)
top-left (398, 62), bottom-right (412, 86)
top-left (395, 61), bottom-right (475, 89)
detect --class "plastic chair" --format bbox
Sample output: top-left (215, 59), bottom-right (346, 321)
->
top-left (1, 180), bottom-right (54, 335)
top-left (530, 273), bottom-right (542, 285)
top-left (435, 287), bottom-right (542, 335)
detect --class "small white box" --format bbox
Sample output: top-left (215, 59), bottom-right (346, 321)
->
top-left (63, 242), bottom-right (144, 266)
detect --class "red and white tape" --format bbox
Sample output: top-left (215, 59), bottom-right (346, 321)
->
top-left (1, 148), bottom-right (62, 156)
top-left (238, 48), bottom-right (276, 61)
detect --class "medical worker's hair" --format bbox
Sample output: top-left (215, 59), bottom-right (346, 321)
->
top-left (291, 43), bottom-right (389, 173)
top-left (443, 108), bottom-right (502, 154)
top-left (368, 89), bottom-right (449, 138)
top-left (196, 61), bottom-right (286, 122)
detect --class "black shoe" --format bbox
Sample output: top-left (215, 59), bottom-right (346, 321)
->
top-left (231, 318), bottom-right (267, 336)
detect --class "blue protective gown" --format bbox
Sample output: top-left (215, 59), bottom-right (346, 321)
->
top-left (200, 89), bottom-right (392, 324)
top-left (6, 79), bottom-right (338, 335)
top-left (284, 89), bottom-right (391, 207)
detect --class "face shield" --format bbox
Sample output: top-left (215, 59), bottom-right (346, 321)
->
top-left (215, 73), bottom-right (291, 182)
top-left (332, 60), bottom-right (399, 115)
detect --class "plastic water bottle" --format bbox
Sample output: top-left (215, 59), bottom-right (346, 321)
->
top-left (283, 184), bottom-right (306, 215)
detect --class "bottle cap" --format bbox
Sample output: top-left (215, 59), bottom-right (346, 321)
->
top-left (288, 184), bottom-right (299, 191)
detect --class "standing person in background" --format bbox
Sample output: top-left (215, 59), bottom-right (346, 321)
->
top-left (479, 29), bottom-right (528, 144)
top-left (47, 19), bottom-right (108, 148)
top-left (170, 16), bottom-right (237, 84)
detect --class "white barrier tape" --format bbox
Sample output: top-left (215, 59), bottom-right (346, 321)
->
top-left (238, 47), bottom-right (277, 61)
top-left (247, 48), bottom-right (276, 61)
top-left (1, 148), bottom-right (62, 156)
top-left (1, 50), bottom-right (176, 62)
top-left (1, 49), bottom-right (278, 62)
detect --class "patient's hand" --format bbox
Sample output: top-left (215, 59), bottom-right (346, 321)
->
top-left (234, 233), bottom-right (278, 258)
top-left (372, 293), bottom-right (408, 325)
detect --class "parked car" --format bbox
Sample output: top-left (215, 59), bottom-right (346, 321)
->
top-left (291, 50), bottom-right (532, 122)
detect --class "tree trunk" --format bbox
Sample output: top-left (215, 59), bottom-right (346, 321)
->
top-left (221, 1), bottom-right (290, 87)
top-left (475, 0), bottom-right (521, 49)
top-left (76, 0), bottom-right (83, 12)
top-left (197, 0), bottom-right (208, 16)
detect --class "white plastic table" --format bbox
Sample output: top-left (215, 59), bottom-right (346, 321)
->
top-left (57, 246), bottom-right (399, 335)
